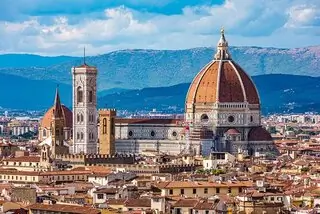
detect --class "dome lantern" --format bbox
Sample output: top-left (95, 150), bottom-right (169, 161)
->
top-left (214, 27), bottom-right (231, 60)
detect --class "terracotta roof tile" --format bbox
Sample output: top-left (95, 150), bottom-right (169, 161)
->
top-left (40, 105), bottom-right (72, 128)
top-left (26, 203), bottom-right (100, 214)
top-left (248, 127), bottom-right (273, 141)
top-left (125, 198), bottom-right (151, 208)
top-left (186, 59), bottom-right (260, 105)
top-left (3, 156), bottom-right (40, 163)
top-left (174, 199), bottom-right (199, 208)
top-left (115, 118), bottom-right (182, 125)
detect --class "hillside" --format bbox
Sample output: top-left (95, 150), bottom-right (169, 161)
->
top-left (0, 46), bottom-right (320, 90)
top-left (1, 73), bottom-right (320, 113)
top-left (99, 74), bottom-right (320, 114)
top-left (0, 73), bottom-right (72, 110)
top-left (0, 54), bottom-right (77, 68)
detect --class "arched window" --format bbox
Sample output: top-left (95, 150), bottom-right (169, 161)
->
top-left (201, 114), bottom-right (209, 123)
top-left (102, 118), bottom-right (107, 134)
top-left (89, 91), bottom-right (93, 103)
top-left (111, 118), bottom-right (115, 135)
top-left (151, 130), bottom-right (155, 137)
top-left (43, 129), bottom-right (46, 137)
top-left (77, 132), bottom-right (80, 139)
top-left (80, 132), bottom-right (84, 140)
top-left (77, 86), bottom-right (83, 103)
top-left (77, 114), bottom-right (80, 123)
top-left (80, 114), bottom-right (84, 122)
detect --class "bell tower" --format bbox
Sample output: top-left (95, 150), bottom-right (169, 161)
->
top-left (98, 109), bottom-right (116, 155)
top-left (72, 57), bottom-right (98, 154)
top-left (50, 87), bottom-right (67, 157)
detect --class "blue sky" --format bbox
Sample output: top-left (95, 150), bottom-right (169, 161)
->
top-left (1, 0), bottom-right (319, 55)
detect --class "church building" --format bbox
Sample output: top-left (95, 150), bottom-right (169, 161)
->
top-left (113, 29), bottom-right (276, 156)
top-left (38, 88), bottom-right (72, 158)
top-left (38, 29), bottom-right (277, 157)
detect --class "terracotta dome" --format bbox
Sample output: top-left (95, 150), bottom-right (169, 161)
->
top-left (248, 127), bottom-right (272, 141)
top-left (186, 29), bottom-right (260, 105)
top-left (40, 105), bottom-right (73, 128)
top-left (225, 128), bottom-right (240, 135)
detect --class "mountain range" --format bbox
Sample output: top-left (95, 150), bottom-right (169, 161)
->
top-left (98, 74), bottom-right (320, 115)
top-left (0, 45), bottom-right (320, 113)
top-left (1, 72), bottom-right (320, 114)
top-left (1, 46), bottom-right (320, 91)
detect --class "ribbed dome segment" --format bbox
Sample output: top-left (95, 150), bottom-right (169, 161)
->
top-left (41, 105), bottom-right (73, 128)
top-left (186, 29), bottom-right (260, 105)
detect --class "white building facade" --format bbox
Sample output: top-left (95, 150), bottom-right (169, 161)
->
top-left (72, 64), bottom-right (98, 154)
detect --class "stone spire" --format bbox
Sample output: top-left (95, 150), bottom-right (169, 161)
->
top-left (53, 86), bottom-right (63, 119)
top-left (214, 27), bottom-right (231, 60)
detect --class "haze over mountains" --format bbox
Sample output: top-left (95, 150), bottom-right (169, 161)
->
top-left (1, 45), bottom-right (320, 113)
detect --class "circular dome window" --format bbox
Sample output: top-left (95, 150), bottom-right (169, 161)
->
top-left (228, 115), bottom-right (235, 123)
top-left (201, 114), bottom-right (209, 123)
top-left (128, 131), bottom-right (133, 137)
top-left (172, 131), bottom-right (177, 137)
top-left (151, 131), bottom-right (155, 137)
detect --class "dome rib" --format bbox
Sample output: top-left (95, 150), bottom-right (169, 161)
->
top-left (216, 60), bottom-right (223, 102)
top-left (228, 61), bottom-right (247, 102)
top-left (40, 105), bottom-right (73, 129)
top-left (185, 29), bottom-right (260, 106)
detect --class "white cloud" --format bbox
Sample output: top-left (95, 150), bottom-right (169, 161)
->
top-left (0, 0), bottom-right (319, 56)
top-left (285, 4), bottom-right (320, 28)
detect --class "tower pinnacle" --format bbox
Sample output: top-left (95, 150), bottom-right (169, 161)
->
top-left (53, 86), bottom-right (63, 118)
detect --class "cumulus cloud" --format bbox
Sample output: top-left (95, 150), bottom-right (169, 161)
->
top-left (0, 0), bottom-right (319, 55)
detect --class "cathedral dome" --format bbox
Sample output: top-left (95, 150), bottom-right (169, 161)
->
top-left (186, 29), bottom-right (260, 106)
top-left (40, 105), bottom-right (73, 129)
top-left (248, 127), bottom-right (272, 141)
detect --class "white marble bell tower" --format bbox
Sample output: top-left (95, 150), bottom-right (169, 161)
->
top-left (72, 57), bottom-right (98, 154)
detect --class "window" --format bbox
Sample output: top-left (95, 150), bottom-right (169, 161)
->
top-left (205, 211), bottom-right (209, 214)
top-left (169, 189), bottom-right (173, 195)
top-left (77, 87), bottom-right (83, 103)
top-left (151, 131), bottom-right (156, 137)
top-left (270, 197), bottom-right (274, 201)
top-left (180, 189), bottom-right (184, 195)
top-left (250, 116), bottom-right (253, 122)
top-left (172, 131), bottom-right (177, 137)
top-left (228, 187), bottom-right (231, 193)
top-left (228, 115), bottom-right (235, 123)
top-left (97, 194), bottom-right (104, 199)
top-left (204, 188), bottom-right (208, 194)
top-left (216, 188), bottom-right (220, 194)
top-left (193, 189), bottom-right (197, 194)
top-left (128, 130), bottom-right (133, 137)
top-left (89, 91), bottom-right (93, 103)
top-left (77, 132), bottom-right (80, 139)
top-left (43, 129), bottom-right (46, 137)
top-left (80, 132), bottom-right (84, 140)
top-left (77, 114), bottom-right (80, 123)
top-left (80, 114), bottom-right (84, 122)
top-left (111, 118), bottom-right (115, 135)
top-left (201, 114), bottom-right (209, 123)
top-left (102, 118), bottom-right (107, 134)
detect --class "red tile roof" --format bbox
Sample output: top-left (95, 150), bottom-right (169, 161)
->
top-left (26, 203), bottom-right (100, 214)
top-left (115, 118), bottom-right (182, 125)
top-left (3, 156), bottom-right (40, 163)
